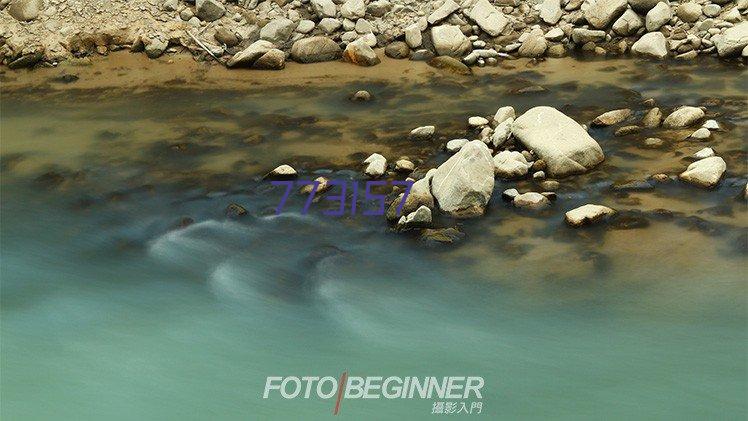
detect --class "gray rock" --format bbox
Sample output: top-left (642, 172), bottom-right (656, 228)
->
top-left (260, 18), bottom-right (296, 44)
top-left (145, 38), bottom-right (168, 59)
top-left (428, 0), bottom-right (461, 24)
top-left (253, 48), bottom-right (285, 70)
top-left (540, 0), bottom-right (563, 24)
top-left (397, 205), bottom-right (433, 230)
top-left (363, 153), bottom-right (387, 178)
top-left (512, 106), bottom-right (605, 177)
top-left (431, 25), bottom-right (472, 57)
top-left (340, 0), bottom-right (366, 19)
top-left (679, 156), bottom-right (726, 188)
top-left (343, 38), bottom-right (381, 66)
top-left (427, 56), bottom-right (472, 75)
top-left (571, 28), bottom-right (607, 43)
top-left (676, 2), bottom-right (702, 22)
top-left (290, 36), bottom-right (342, 63)
top-left (405, 23), bottom-right (423, 48)
top-left (513, 192), bottom-right (551, 209)
top-left (641, 107), bottom-right (662, 127)
top-left (690, 127), bottom-right (710, 140)
top-left (465, 0), bottom-right (509, 37)
top-left (592, 108), bottom-right (632, 126)
top-left (493, 106), bottom-right (515, 126)
top-left (386, 176), bottom-right (435, 221)
top-left (490, 118), bottom-right (513, 147)
top-left (296, 20), bottom-right (316, 34)
top-left (318, 18), bottom-right (343, 34)
top-left (8, 0), bottom-right (43, 21)
top-left (446, 138), bottom-right (469, 153)
top-left (612, 9), bottom-right (644, 36)
top-left (632, 32), bottom-right (668, 59)
top-left (565, 204), bottom-right (616, 227)
top-left (311, 0), bottom-right (337, 18)
top-left (196, 0), bottom-right (225, 22)
top-left (518, 31), bottom-right (548, 57)
top-left (227, 40), bottom-right (275, 67)
top-left (646, 2), bottom-right (671, 32)
top-left (715, 22), bottom-right (748, 57)
top-left (266, 164), bottom-right (298, 179)
top-left (693, 147), bottom-right (715, 159)
top-left (493, 150), bottom-right (530, 179)
top-left (409, 126), bottom-right (435, 140)
top-left (584, 0), bottom-right (628, 29)
top-left (431, 140), bottom-right (495, 218)
top-left (215, 28), bottom-right (240, 47)
top-left (663, 106), bottom-right (705, 128)
top-left (385, 41), bottom-right (410, 59)
top-left (628, 0), bottom-right (661, 13)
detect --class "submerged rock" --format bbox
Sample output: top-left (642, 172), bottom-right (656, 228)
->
top-left (420, 228), bottom-right (465, 245)
top-left (431, 140), bottom-right (495, 218)
top-left (427, 56), bottom-right (472, 75)
top-left (565, 204), bottom-right (616, 227)
top-left (225, 203), bottom-right (248, 218)
top-left (679, 156), bottom-right (726, 188)
top-left (511, 106), bottom-right (604, 177)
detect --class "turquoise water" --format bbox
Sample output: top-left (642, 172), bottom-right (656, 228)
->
top-left (1, 58), bottom-right (747, 419)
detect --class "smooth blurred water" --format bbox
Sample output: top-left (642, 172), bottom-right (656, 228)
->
top-left (1, 58), bottom-right (747, 420)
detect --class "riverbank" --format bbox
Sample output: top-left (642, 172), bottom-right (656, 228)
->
top-left (1, 0), bottom-right (747, 70)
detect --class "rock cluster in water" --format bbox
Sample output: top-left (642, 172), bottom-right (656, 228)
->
top-left (2, 0), bottom-right (747, 69)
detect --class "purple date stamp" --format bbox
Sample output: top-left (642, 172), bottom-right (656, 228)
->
top-left (271, 180), bottom-right (413, 217)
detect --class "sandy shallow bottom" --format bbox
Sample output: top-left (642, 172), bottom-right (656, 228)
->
top-left (1, 54), bottom-right (746, 420)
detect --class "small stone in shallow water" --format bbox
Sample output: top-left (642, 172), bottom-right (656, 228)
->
top-left (420, 228), bottom-right (465, 245)
top-left (642, 137), bottom-right (665, 148)
top-left (565, 204), bottom-right (616, 227)
top-left (493, 106), bottom-right (515, 126)
top-left (265, 164), bottom-right (298, 179)
top-left (690, 127), bottom-right (710, 140)
top-left (679, 156), bottom-right (726, 189)
top-left (468, 116), bottom-right (489, 127)
top-left (363, 153), bottom-right (387, 178)
top-left (641, 107), bottom-right (662, 128)
top-left (702, 119), bottom-right (719, 130)
top-left (513, 192), bottom-right (551, 210)
top-left (539, 180), bottom-right (560, 191)
top-left (663, 106), bottom-right (705, 128)
top-left (446, 138), bottom-right (469, 153)
top-left (409, 126), bottom-right (435, 140)
top-left (591, 109), bottom-right (632, 126)
top-left (493, 150), bottom-right (530, 179)
top-left (693, 148), bottom-right (715, 159)
top-left (502, 188), bottom-right (520, 201)
top-left (395, 159), bottom-right (415, 172)
top-left (614, 126), bottom-right (641, 136)
top-left (351, 90), bottom-right (372, 101)
top-left (299, 177), bottom-right (331, 195)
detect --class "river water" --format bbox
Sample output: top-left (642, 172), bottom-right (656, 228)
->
top-left (1, 54), bottom-right (747, 420)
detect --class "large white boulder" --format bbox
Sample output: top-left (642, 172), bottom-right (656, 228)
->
top-left (431, 140), bottom-right (495, 218)
top-left (511, 106), bottom-right (604, 177)
top-left (431, 25), bottom-right (472, 57)
top-left (679, 156), bottom-right (726, 188)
